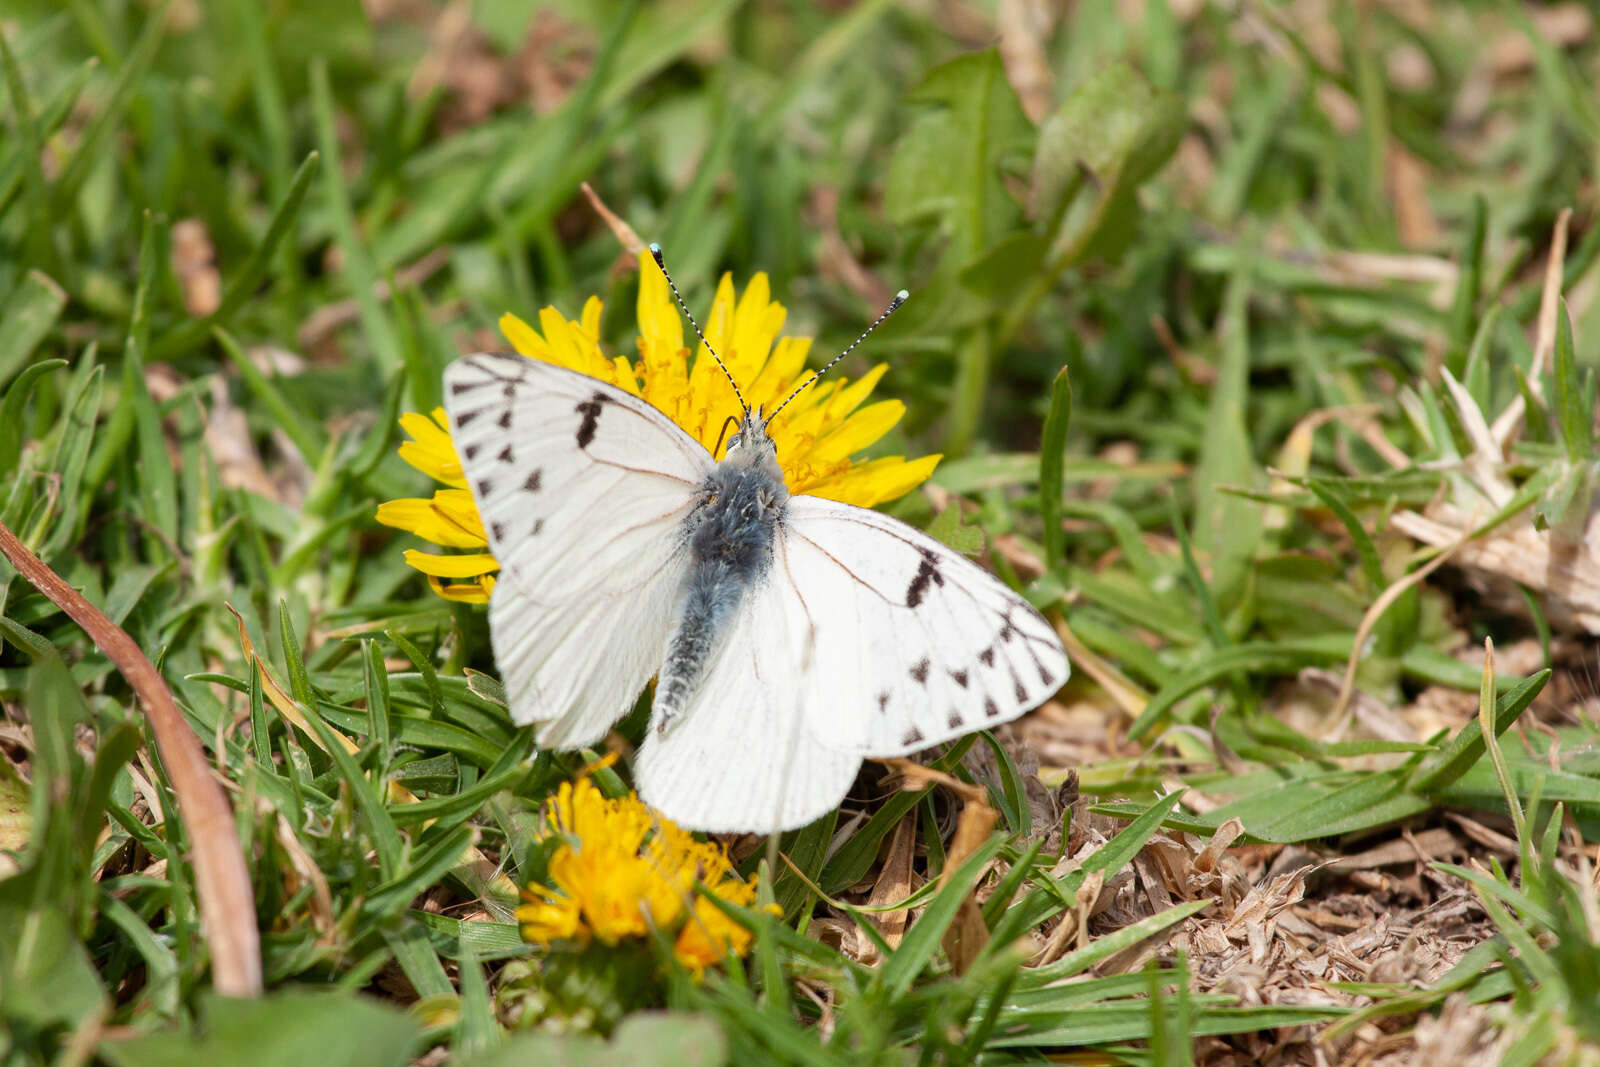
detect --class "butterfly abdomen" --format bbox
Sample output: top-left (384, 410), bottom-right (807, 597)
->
top-left (653, 461), bottom-right (788, 732)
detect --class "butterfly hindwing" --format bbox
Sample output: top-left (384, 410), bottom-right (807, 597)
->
top-left (443, 354), bottom-right (712, 745)
top-left (633, 571), bottom-right (861, 834)
top-left (776, 495), bottom-right (1069, 756)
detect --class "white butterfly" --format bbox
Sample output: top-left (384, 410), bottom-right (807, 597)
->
top-left (444, 251), bottom-right (1068, 833)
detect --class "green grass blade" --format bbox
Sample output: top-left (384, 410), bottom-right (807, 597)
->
top-left (453, 940), bottom-right (499, 1054)
top-left (153, 151), bottom-right (321, 358)
top-left (1127, 636), bottom-right (1353, 740)
top-left (1038, 365), bottom-right (1072, 571)
top-left (123, 214), bottom-right (180, 547)
top-left (1551, 298), bottom-right (1590, 462)
top-left (50, 2), bottom-right (169, 214)
top-left (0, 272), bottom-right (67, 388)
top-left (1444, 195), bottom-right (1487, 378)
top-left (878, 833), bottom-right (1007, 998)
top-left (0, 56), bottom-right (96, 219)
top-left (1191, 268), bottom-right (1261, 605)
top-left (989, 791), bottom-right (1186, 948)
top-left (1015, 899), bottom-right (1211, 988)
top-left (0, 29), bottom-right (52, 271)
top-left (1461, 304), bottom-right (1501, 414)
top-left (381, 920), bottom-right (453, 998)
top-left (0, 359), bottom-right (65, 475)
top-left (1411, 669), bottom-right (1550, 793)
top-left (212, 326), bottom-right (327, 464)
top-left (309, 58), bottom-right (402, 373)
top-left (364, 825), bottom-right (475, 918)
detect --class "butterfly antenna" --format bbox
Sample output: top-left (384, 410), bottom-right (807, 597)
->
top-left (650, 243), bottom-right (749, 414)
top-left (768, 289), bottom-right (908, 420)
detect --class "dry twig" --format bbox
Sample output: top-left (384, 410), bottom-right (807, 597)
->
top-left (0, 520), bottom-right (262, 995)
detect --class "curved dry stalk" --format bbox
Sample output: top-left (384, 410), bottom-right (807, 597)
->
top-left (1329, 536), bottom-right (1470, 734)
top-left (1491, 206), bottom-right (1572, 447)
top-left (0, 520), bottom-right (262, 996)
top-left (580, 182), bottom-right (645, 254)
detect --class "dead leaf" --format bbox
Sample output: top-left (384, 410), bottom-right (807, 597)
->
top-left (172, 218), bottom-right (221, 316)
top-left (939, 795), bottom-right (998, 975)
top-left (996, 0), bottom-right (1054, 123)
top-left (865, 812), bottom-right (918, 952)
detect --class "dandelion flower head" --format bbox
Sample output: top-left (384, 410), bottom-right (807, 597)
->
top-left (514, 776), bottom-right (768, 975)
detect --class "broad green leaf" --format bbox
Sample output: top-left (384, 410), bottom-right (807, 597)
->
top-left (98, 991), bottom-right (421, 1067)
top-left (456, 1012), bottom-right (726, 1067)
top-left (1031, 61), bottom-right (1184, 264)
top-left (0, 899), bottom-right (107, 1028)
top-left (885, 50), bottom-right (1032, 258)
top-left (924, 501), bottom-right (984, 556)
top-left (956, 231), bottom-right (1046, 299)
top-left (413, 912), bottom-right (526, 961)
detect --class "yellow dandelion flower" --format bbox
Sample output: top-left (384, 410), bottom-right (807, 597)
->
top-left (672, 878), bottom-right (763, 976)
top-left (513, 777), bottom-right (767, 975)
top-left (516, 882), bottom-right (584, 945)
top-left (377, 251), bottom-right (941, 601)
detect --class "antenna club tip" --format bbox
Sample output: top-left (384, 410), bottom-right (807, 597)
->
top-left (648, 242), bottom-right (664, 263)
top-left (893, 289), bottom-right (909, 304)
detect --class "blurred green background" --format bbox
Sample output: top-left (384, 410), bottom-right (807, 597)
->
top-left (3, 1), bottom-right (1600, 1063)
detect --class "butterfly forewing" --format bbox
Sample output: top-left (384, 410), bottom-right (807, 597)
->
top-left (443, 354), bottom-right (711, 744)
top-left (776, 496), bottom-right (1069, 756)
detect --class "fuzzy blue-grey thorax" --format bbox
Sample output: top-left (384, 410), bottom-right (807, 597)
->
top-left (652, 410), bottom-right (789, 732)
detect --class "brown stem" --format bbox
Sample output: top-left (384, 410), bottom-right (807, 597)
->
top-left (0, 520), bottom-right (261, 996)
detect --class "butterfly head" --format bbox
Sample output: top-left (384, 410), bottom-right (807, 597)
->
top-left (722, 406), bottom-right (784, 481)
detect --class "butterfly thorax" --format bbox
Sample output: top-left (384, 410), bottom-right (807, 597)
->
top-left (653, 413), bottom-right (789, 735)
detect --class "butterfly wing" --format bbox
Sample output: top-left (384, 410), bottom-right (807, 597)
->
top-left (443, 354), bottom-right (712, 747)
top-left (775, 495), bottom-right (1069, 756)
top-left (633, 569), bottom-right (861, 833)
